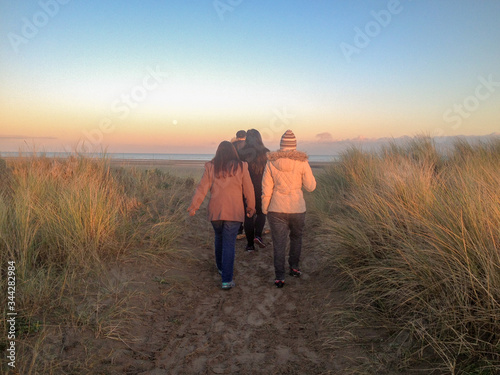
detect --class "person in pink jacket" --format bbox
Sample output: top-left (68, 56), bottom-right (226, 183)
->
top-left (188, 141), bottom-right (256, 289)
top-left (261, 130), bottom-right (316, 288)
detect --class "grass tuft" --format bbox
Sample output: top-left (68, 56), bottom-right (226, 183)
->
top-left (0, 153), bottom-right (193, 373)
top-left (313, 136), bottom-right (500, 373)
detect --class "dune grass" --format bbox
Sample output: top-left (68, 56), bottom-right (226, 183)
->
top-left (313, 136), bottom-right (500, 373)
top-left (0, 154), bottom-right (192, 374)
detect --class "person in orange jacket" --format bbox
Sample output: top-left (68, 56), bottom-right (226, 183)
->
top-left (188, 141), bottom-right (255, 289)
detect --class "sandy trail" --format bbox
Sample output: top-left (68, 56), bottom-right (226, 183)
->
top-left (132, 238), bottom-right (336, 374)
top-left (95, 220), bottom-right (350, 375)
top-left (62, 218), bottom-right (397, 375)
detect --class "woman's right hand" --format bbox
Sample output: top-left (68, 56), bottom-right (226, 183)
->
top-left (246, 207), bottom-right (256, 218)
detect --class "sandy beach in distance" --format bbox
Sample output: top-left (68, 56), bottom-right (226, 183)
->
top-left (109, 158), bottom-right (330, 178)
top-left (2, 155), bottom-right (330, 178)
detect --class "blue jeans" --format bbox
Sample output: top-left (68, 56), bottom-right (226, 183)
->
top-left (267, 212), bottom-right (306, 280)
top-left (211, 220), bottom-right (241, 283)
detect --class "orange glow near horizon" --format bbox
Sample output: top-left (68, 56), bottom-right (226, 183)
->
top-left (2, 86), bottom-right (500, 154)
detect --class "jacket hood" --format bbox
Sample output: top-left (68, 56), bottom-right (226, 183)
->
top-left (267, 150), bottom-right (309, 162)
top-left (267, 150), bottom-right (309, 172)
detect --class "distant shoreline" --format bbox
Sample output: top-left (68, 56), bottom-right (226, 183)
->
top-left (0, 152), bottom-right (337, 163)
top-left (107, 158), bottom-right (331, 166)
top-left (2, 155), bottom-right (331, 177)
top-left (107, 158), bottom-right (331, 176)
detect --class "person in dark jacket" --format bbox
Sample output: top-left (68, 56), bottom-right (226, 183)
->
top-left (231, 130), bottom-right (247, 236)
top-left (238, 129), bottom-right (270, 252)
top-left (231, 130), bottom-right (246, 152)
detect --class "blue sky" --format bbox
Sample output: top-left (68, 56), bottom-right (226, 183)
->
top-left (1, 0), bottom-right (499, 153)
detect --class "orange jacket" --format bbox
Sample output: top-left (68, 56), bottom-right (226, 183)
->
top-left (189, 161), bottom-right (255, 222)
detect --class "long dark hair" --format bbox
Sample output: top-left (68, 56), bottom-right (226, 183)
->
top-left (212, 141), bottom-right (242, 178)
top-left (239, 129), bottom-right (269, 176)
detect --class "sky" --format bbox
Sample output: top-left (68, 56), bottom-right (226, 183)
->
top-left (1, 0), bottom-right (499, 154)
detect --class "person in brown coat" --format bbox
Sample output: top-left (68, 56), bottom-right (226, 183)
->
top-left (188, 141), bottom-right (255, 289)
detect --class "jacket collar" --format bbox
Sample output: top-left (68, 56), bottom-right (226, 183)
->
top-left (267, 150), bottom-right (309, 162)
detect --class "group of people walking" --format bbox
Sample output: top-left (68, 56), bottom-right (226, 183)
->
top-left (188, 129), bottom-right (316, 289)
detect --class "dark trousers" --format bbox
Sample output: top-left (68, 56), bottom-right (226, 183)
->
top-left (244, 212), bottom-right (267, 246)
top-left (211, 220), bottom-right (241, 283)
top-left (267, 212), bottom-right (306, 280)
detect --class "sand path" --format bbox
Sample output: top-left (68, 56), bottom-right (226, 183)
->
top-left (73, 216), bottom-right (399, 375)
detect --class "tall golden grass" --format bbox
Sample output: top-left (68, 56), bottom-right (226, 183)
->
top-left (313, 136), bottom-right (500, 373)
top-left (0, 154), bottom-right (192, 374)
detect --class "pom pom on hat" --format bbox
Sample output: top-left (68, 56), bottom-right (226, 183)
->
top-left (280, 129), bottom-right (297, 151)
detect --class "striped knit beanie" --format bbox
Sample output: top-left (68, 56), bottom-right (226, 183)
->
top-left (280, 129), bottom-right (297, 151)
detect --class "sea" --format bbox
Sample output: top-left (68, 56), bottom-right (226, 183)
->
top-left (0, 152), bottom-right (338, 163)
